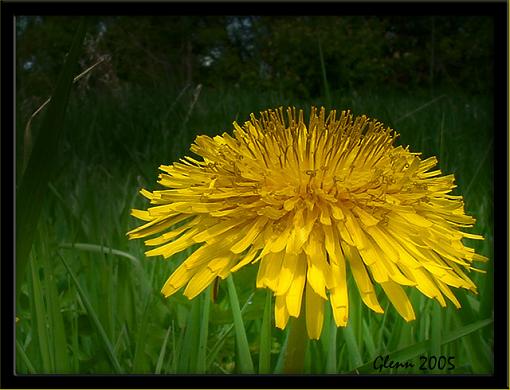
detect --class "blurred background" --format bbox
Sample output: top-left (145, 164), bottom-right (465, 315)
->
top-left (15, 15), bottom-right (494, 374)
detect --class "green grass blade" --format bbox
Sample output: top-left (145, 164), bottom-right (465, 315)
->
top-left (318, 39), bottom-right (331, 107)
top-left (155, 323), bottom-right (172, 374)
top-left (132, 298), bottom-right (152, 373)
top-left (59, 242), bottom-right (141, 266)
top-left (453, 315), bottom-right (492, 373)
top-left (325, 326), bottom-right (338, 373)
top-left (178, 299), bottom-right (200, 373)
top-left (205, 292), bottom-right (255, 370)
top-left (429, 303), bottom-right (442, 357)
top-left (16, 339), bottom-right (37, 374)
top-left (40, 253), bottom-right (69, 372)
top-left (196, 287), bottom-right (211, 373)
top-left (258, 289), bottom-right (272, 374)
top-left (394, 94), bottom-right (446, 124)
top-left (29, 257), bottom-right (52, 372)
top-left (273, 328), bottom-right (290, 374)
top-left (341, 323), bottom-right (363, 370)
top-left (170, 321), bottom-right (180, 374)
top-left (362, 320), bottom-right (376, 360)
top-left (16, 19), bottom-right (86, 296)
top-left (283, 311), bottom-right (308, 373)
top-left (226, 274), bottom-right (255, 373)
top-left (59, 253), bottom-right (123, 373)
top-left (321, 304), bottom-right (337, 373)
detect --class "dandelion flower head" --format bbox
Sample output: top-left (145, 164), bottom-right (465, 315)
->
top-left (128, 107), bottom-right (487, 339)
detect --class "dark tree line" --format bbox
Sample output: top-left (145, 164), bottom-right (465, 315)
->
top-left (17, 15), bottom-right (493, 104)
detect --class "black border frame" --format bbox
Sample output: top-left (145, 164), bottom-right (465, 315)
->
top-left (2, 1), bottom-right (508, 389)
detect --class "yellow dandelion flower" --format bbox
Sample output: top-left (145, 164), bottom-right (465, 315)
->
top-left (128, 107), bottom-right (488, 339)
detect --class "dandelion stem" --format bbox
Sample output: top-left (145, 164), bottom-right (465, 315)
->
top-left (283, 297), bottom-right (308, 373)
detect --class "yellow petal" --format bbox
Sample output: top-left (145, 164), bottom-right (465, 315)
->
top-left (462, 232), bottom-right (484, 240)
top-left (276, 253), bottom-right (299, 296)
top-left (192, 218), bottom-right (246, 243)
top-left (330, 203), bottom-right (345, 220)
top-left (161, 263), bottom-right (195, 297)
top-left (230, 217), bottom-right (269, 254)
top-left (183, 264), bottom-right (219, 299)
top-left (171, 201), bottom-right (227, 214)
top-left (362, 234), bottom-right (416, 286)
top-left (342, 243), bottom-right (384, 313)
top-left (256, 254), bottom-right (270, 288)
top-left (396, 210), bottom-right (433, 227)
top-left (435, 280), bottom-right (461, 308)
top-left (306, 259), bottom-right (328, 299)
top-left (304, 229), bottom-right (332, 296)
top-left (207, 256), bottom-right (233, 273)
top-left (217, 257), bottom-right (237, 279)
top-left (380, 280), bottom-right (416, 321)
top-left (286, 253), bottom-right (307, 317)
top-left (305, 282), bottom-right (325, 340)
top-left (322, 224), bottom-right (338, 265)
top-left (336, 220), bottom-right (355, 247)
top-left (130, 208), bottom-right (152, 221)
top-left (366, 260), bottom-right (389, 283)
top-left (268, 219), bottom-right (293, 253)
top-left (330, 259), bottom-right (348, 327)
top-left (352, 206), bottom-right (379, 226)
top-left (283, 196), bottom-right (301, 211)
top-left (344, 209), bottom-right (367, 250)
top-left (230, 247), bottom-right (259, 273)
top-left (256, 252), bottom-right (284, 291)
top-left (144, 218), bottom-right (197, 246)
top-left (319, 203), bottom-right (332, 225)
top-left (402, 266), bottom-right (446, 306)
top-left (275, 294), bottom-right (290, 329)
top-left (365, 225), bottom-right (399, 261)
top-left (378, 228), bottom-right (423, 269)
top-left (358, 241), bottom-right (379, 266)
top-left (145, 227), bottom-right (200, 258)
top-left (286, 207), bottom-right (316, 254)
top-left (127, 213), bottom-right (188, 239)
top-left (422, 237), bottom-right (467, 264)
top-left (139, 188), bottom-right (154, 201)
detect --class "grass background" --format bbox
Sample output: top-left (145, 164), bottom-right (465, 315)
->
top-left (14, 14), bottom-right (495, 375)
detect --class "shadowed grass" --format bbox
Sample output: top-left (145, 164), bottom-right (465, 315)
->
top-left (16, 19), bottom-right (86, 297)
